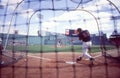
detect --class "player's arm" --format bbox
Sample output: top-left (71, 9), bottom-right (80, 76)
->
top-left (71, 30), bottom-right (79, 37)
top-left (71, 34), bottom-right (78, 37)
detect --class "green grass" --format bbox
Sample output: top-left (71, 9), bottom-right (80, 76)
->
top-left (6, 45), bottom-right (115, 53)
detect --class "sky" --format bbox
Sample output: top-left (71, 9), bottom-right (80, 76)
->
top-left (0, 0), bottom-right (120, 37)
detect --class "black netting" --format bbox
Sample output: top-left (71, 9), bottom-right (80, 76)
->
top-left (0, 0), bottom-right (120, 78)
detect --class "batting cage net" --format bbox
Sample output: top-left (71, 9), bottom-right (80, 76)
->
top-left (0, 0), bottom-right (120, 78)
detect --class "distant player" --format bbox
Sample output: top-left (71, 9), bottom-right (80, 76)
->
top-left (57, 39), bottom-right (63, 47)
top-left (75, 28), bottom-right (94, 62)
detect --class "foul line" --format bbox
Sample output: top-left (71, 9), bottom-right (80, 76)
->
top-left (27, 55), bottom-right (76, 64)
top-left (27, 55), bottom-right (52, 61)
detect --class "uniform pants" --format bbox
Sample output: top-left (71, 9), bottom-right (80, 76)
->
top-left (81, 41), bottom-right (92, 59)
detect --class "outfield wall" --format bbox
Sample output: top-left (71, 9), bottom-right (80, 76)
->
top-left (0, 33), bottom-right (110, 46)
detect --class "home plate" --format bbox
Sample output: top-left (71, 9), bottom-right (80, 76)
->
top-left (65, 61), bottom-right (76, 64)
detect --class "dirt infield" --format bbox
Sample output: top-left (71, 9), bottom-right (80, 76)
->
top-left (1, 50), bottom-right (120, 78)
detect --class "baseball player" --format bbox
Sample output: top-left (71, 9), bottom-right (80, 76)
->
top-left (75, 28), bottom-right (94, 62)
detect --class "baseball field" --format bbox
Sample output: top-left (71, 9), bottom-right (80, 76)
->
top-left (0, 45), bottom-right (120, 78)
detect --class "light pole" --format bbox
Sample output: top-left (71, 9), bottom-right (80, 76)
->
top-left (37, 13), bottom-right (43, 37)
top-left (37, 13), bottom-right (44, 46)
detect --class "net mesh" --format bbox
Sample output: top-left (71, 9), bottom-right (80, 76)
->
top-left (0, 0), bottom-right (120, 78)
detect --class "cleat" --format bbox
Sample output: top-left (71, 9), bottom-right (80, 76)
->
top-left (90, 58), bottom-right (94, 61)
top-left (89, 58), bottom-right (94, 66)
top-left (76, 57), bottom-right (82, 62)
